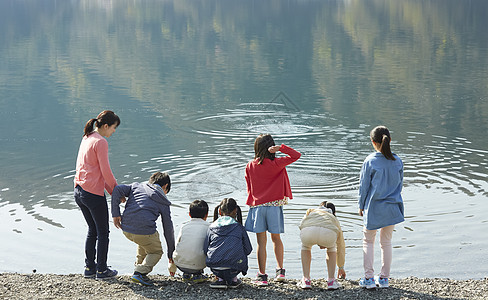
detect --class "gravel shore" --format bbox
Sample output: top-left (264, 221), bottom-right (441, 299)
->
top-left (1, 273), bottom-right (487, 300)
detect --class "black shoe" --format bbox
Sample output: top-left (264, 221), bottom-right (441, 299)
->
top-left (228, 278), bottom-right (242, 289)
top-left (131, 273), bottom-right (153, 286)
top-left (210, 278), bottom-right (227, 289)
top-left (84, 267), bottom-right (96, 278)
top-left (96, 267), bottom-right (118, 280)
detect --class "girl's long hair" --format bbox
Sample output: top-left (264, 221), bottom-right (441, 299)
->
top-left (213, 198), bottom-right (243, 224)
top-left (254, 134), bottom-right (275, 164)
top-left (83, 110), bottom-right (121, 137)
top-left (370, 126), bottom-right (395, 160)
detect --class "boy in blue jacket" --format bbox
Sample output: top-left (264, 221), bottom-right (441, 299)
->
top-left (111, 171), bottom-right (175, 286)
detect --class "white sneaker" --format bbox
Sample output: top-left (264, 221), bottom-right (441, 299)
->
top-left (297, 278), bottom-right (311, 289)
top-left (375, 276), bottom-right (389, 288)
top-left (327, 279), bottom-right (342, 290)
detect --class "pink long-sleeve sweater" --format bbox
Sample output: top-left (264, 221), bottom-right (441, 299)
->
top-left (74, 132), bottom-right (117, 196)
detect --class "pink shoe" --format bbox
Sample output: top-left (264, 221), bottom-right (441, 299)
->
top-left (327, 279), bottom-right (342, 290)
top-left (297, 277), bottom-right (311, 289)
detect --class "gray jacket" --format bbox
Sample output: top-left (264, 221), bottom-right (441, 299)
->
top-left (111, 182), bottom-right (175, 258)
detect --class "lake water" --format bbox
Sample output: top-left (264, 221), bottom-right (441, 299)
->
top-left (1, 0), bottom-right (487, 280)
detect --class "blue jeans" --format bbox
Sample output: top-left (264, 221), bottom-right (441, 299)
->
top-left (211, 268), bottom-right (240, 284)
top-left (74, 185), bottom-right (110, 272)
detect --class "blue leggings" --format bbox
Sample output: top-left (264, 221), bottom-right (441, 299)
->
top-left (74, 185), bottom-right (110, 272)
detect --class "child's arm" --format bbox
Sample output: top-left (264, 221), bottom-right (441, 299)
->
top-left (203, 230), bottom-right (211, 255)
top-left (160, 206), bottom-right (175, 260)
top-left (336, 226), bottom-right (346, 279)
top-left (270, 144), bottom-right (301, 168)
top-left (111, 184), bottom-right (131, 229)
top-left (111, 185), bottom-right (131, 217)
top-left (242, 227), bottom-right (253, 255)
top-left (358, 161), bottom-right (371, 212)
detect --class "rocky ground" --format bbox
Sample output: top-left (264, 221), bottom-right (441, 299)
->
top-left (1, 273), bottom-right (487, 300)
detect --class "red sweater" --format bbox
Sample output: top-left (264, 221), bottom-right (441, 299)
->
top-left (245, 144), bottom-right (301, 206)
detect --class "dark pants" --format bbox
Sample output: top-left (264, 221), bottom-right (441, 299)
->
top-left (177, 266), bottom-right (204, 275)
top-left (74, 185), bottom-right (110, 272)
top-left (211, 268), bottom-right (240, 284)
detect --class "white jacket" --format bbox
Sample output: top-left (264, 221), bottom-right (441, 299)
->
top-left (173, 218), bottom-right (210, 271)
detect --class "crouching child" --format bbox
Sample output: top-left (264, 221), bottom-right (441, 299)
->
top-left (204, 198), bottom-right (252, 289)
top-left (173, 200), bottom-right (210, 283)
top-left (111, 171), bottom-right (175, 286)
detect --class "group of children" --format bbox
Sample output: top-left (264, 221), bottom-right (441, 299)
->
top-left (75, 112), bottom-right (404, 291)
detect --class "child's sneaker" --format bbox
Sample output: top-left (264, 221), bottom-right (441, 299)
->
top-left (182, 273), bottom-right (192, 282)
top-left (210, 278), bottom-right (227, 289)
top-left (327, 279), bottom-right (342, 290)
top-left (131, 273), bottom-right (153, 286)
top-left (297, 277), bottom-right (311, 289)
top-left (227, 277), bottom-right (242, 289)
top-left (375, 276), bottom-right (389, 288)
top-left (275, 268), bottom-right (286, 282)
top-left (359, 277), bottom-right (376, 289)
top-left (252, 273), bottom-right (268, 286)
top-left (191, 273), bottom-right (208, 283)
top-left (83, 267), bottom-right (96, 278)
top-left (96, 267), bottom-right (118, 280)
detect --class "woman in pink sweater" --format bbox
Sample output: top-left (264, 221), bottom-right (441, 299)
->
top-left (74, 110), bottom-right (120, 280)
top-left (244, 134), bottom-right (301, 286)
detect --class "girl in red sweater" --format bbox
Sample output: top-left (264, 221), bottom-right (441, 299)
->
top-left (244, 134), bottom-right (301, 286)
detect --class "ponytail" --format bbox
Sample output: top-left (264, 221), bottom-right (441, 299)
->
top-left (83, 119), bottom-right (98, 137)
top-left (82, 110), bottom-right (121, 137)
top-left (213, 198), bottom-right (243, 224)
top-left (380, 134), bottom-right (395, 160)
top-left (370, 126), bottom-right (395, 160)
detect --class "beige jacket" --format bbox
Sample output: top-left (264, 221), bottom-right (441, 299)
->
top-left (299, 208), bottom-right (345, 268)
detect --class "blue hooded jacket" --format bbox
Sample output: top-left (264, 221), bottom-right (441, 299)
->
top-left (111, 182), bottom-right (175, 258)
top-left (359, 152), bottom-right (405, 230)
top-left (203, 216), bottom-right (252, 274)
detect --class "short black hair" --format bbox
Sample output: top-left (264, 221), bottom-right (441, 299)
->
top-left (189, 200), bottom-right (209, 219)
top-left (148, 172), bottom-right (171, 192)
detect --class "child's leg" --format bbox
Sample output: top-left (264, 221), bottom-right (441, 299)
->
top-left (270, 233), bottom-right (284, 270)
top-left (127, 231), bottom-right (163, 275)
top-left (300, 249), bottom-right (312, 279)
top-left (256, 232), bottom-right (267, 274)
top-left (136, 244), bottom-right (147, 265)
top-left (299, 227), bottom-right (317, 280)
top-left (362, 227), bottom-right (377, 279)
top-left (124, 232), bottom-right (147, 265)
top-left (379, 225), bottom-right (395, 278)
top-left (326, 251), bottom-right (337, 280)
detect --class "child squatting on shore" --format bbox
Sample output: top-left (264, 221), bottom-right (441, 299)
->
top-left (204, 198), bottom-right (253, 289)
top-left (172, 200), bottom-right (210, 283)
top-left (358, 126), bottom-right (405, 289)
top-left (298, 201), bottom-right (346, 290)
top-left (244, 134), bottom-right (301, 286)
top-left (111, 172), bottom-right (175, 286)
